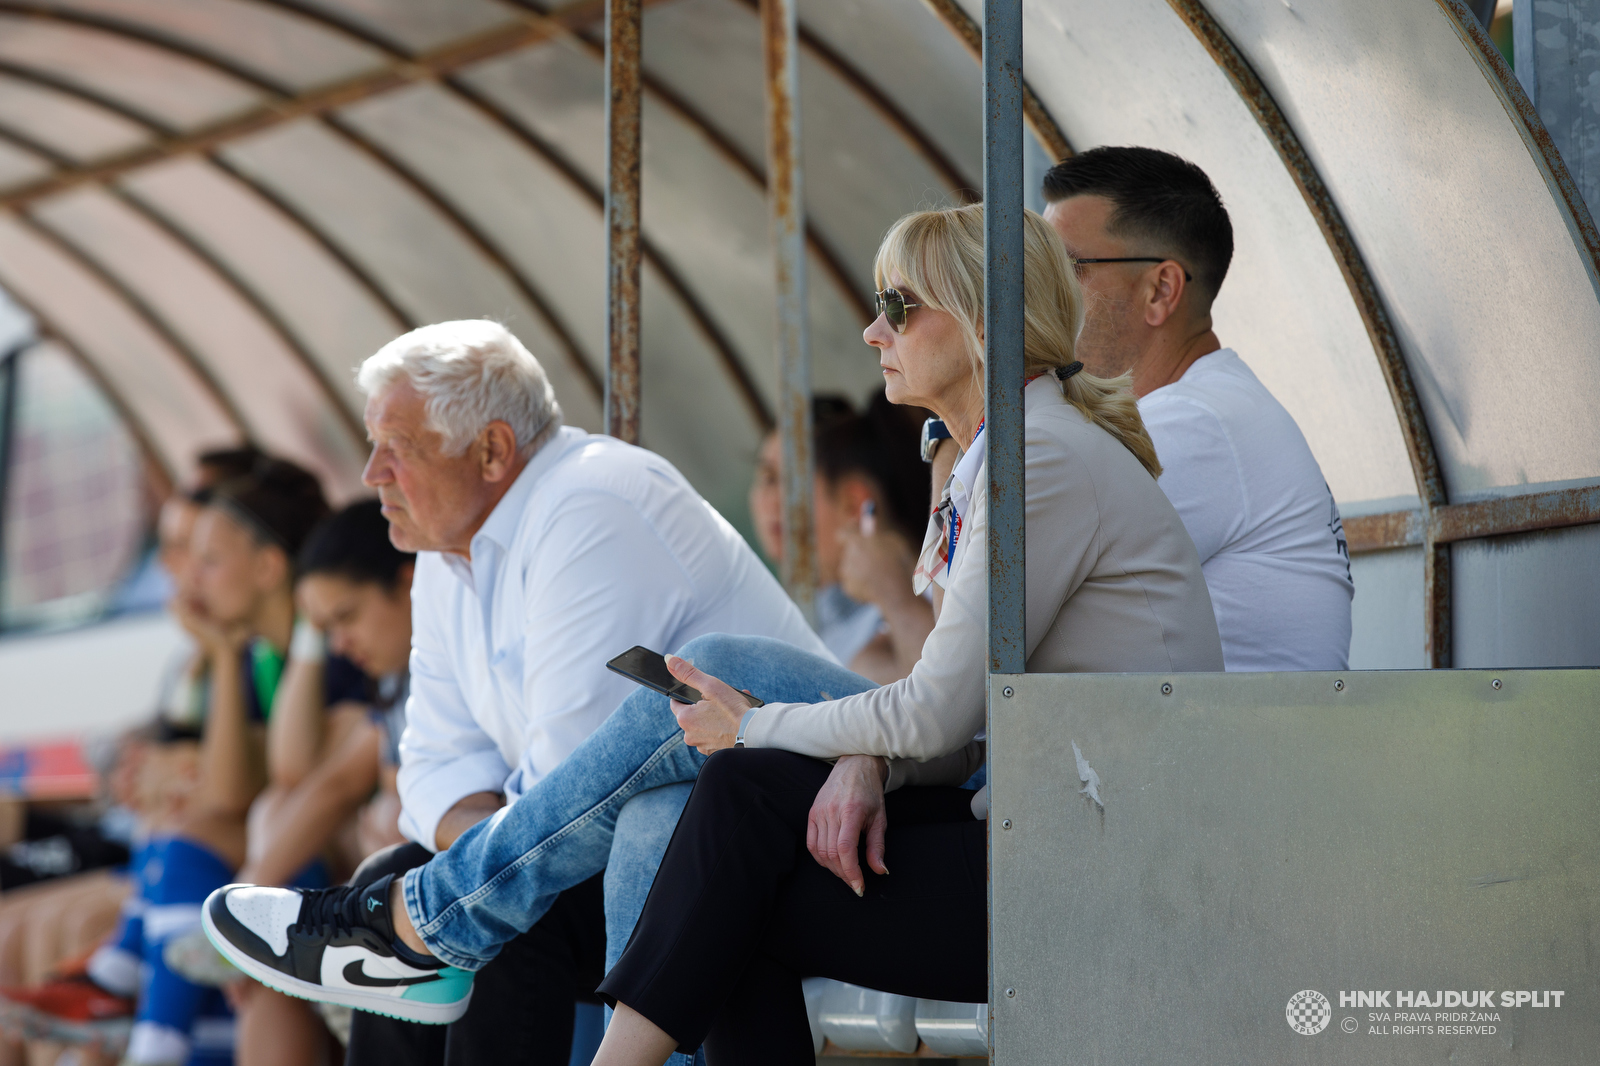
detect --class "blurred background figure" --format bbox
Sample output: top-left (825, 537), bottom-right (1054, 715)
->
top-left (748, 392), bottom-right (935, 684)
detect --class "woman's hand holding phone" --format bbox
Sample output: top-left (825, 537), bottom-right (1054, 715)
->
top-left (665, 655), bottom-right (759, 755)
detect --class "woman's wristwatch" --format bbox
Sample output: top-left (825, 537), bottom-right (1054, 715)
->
top-left (734, 707), bottom-right (758, 748)
top-left (920, 417), bottom-right (951, 463)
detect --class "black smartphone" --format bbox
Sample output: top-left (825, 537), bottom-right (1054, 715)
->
top-left (606, 645), bottom-right (765, 707)
top-left (607, 646), bottom-right (703, 704)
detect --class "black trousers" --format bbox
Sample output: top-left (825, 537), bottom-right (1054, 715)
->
top-left (344, 842), bottom-right (606, 1066)
top-left (597, 749), bottom-right (986, 1065)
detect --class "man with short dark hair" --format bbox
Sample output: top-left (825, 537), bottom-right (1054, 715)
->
top-left (1042, 146), bottom-right (1352, 670)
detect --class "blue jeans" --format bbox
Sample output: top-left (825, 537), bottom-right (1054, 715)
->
top-left (401, 634), bottom-right (875, 971)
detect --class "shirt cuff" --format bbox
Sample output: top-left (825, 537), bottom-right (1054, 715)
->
top-left (396, 751), bottom-right (514, 852)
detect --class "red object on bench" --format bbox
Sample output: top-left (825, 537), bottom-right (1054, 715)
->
top-left (0, 740), bottom-right (98, 800)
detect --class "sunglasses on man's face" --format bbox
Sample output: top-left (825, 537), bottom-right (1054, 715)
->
top-left (874, 287), bottom-right (923, 334)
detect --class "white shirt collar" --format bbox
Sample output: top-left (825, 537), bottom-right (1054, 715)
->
top-left (441, 424), bottom-right (584, 591)
top-left (950, 422), bottom-right (987, 519)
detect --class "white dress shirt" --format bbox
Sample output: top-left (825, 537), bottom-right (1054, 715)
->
top-left (397, 426), bottom-right (829, 849)
top-left (1139, 349), bottom-right (1353, 671)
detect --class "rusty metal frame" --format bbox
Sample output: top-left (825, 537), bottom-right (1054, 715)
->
top-left (0, 5), bottom-right (605, 406)
top-left (0, 0), bottom-right (782, 429)
top-left (604, 0), bottom-right (643, 443)
top-left (249, 0), bottom-right (786, 423)
top-left (1435, 0), bottom-right (1600, 300)
top-left (0, 113), bottom-right (369, 444)
top-left (762, 0), bottom-right (816, 617)
top-left (1345, 485), bottom-right (1600, 553)
top-left (555, 28), bottom-right (874, 322)
top-left (728, 0), bottom-right (977, 199)
top-left (1161, 0), bottom-right (1454, 667)
top-left (914, 0), bottom-right (1074, 162)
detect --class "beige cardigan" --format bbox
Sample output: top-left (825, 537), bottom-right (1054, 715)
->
top-left (743, 376), bottom-right (1224, 788)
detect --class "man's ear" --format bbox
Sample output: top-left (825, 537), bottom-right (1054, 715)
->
top-left (478, 420), bottom-right (520, 483)
top-left (1143, 261), bottom-right (1189, 329)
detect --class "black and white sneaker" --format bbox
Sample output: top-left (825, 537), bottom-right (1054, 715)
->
top-left (201, 875), bottom-right (473, 1025)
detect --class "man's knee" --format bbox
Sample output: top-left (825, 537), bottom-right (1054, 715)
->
top-left (350, 841), bottom-right (432, 887)
top-left (673, 632), bottom-right (755, 675)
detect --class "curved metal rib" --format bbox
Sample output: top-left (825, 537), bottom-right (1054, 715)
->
top-left (1433, 0), bottom-right (1600, 298)
top-left (728, 0), bottom-right (977, 198)
top-left (109, 183), bottom-right (367, 442)
top-left (0, 7), bottom-right (604, 406)
top-left (1160, 0), bottom-right (1451, 665)
top-left (913, 0), bottom-right (1074, 161)
top-left (12, 210), bottom-right (251, 440)
top-left (21, 320), bottom-right (175, 488)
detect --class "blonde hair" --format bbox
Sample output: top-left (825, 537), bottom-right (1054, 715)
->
top-left (873, 203), bottom-right (1161, 479)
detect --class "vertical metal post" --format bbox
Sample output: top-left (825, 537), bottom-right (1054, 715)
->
top-left (984, 0), bottom-right (1027, 678)
top-left (0, 344), bottom-right (24, 621)
top-left (984, 2), bottom-right (1025, 1055)
top-left (763, 0), bottom-right (816, 619)
top-left (604, 0), bottom-right (642, 444)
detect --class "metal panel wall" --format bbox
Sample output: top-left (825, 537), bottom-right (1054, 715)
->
top-left (989, 669), bottom-right (1600, 1063)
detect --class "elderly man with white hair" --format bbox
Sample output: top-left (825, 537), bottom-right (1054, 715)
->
top-left (296, 320), bottom-right (825, 1066)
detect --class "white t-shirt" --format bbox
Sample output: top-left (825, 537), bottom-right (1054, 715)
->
top-left (1139, 349), bottom-right (1353, 671)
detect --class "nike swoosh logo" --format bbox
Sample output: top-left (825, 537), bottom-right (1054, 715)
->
top-left (342, 960), bottom-right (442, 988)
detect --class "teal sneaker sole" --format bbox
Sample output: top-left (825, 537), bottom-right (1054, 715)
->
top-left (201, 890), bottom-right (472, 1025)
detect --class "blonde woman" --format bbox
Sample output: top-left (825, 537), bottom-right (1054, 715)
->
top-left (201, 207), bottom-right (1222, 1063)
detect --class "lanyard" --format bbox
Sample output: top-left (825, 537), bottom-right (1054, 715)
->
top-left (946, 419), bottom-right (986, 573)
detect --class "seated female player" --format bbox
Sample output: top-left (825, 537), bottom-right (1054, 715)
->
top-left (199, 205), bottom-right (1223, 1053)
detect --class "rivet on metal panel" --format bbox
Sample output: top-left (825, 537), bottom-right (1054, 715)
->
top-left (1002, 685), bottom-right (1014, 698)
top-left (1004, 987), bottom-right (1016, 999)
top-left (1001, 819), bottom-right (1013, 830)
top-left (1334, 679), bottom-right (1346, 692)
top-left (1492, 678), bottom-right (1503, 690)
top-left (1160, 682), bottom-right (1173, 696)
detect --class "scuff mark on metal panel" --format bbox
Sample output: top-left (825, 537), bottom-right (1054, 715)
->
top-left (1072, 741), bottom-right (1104, 811)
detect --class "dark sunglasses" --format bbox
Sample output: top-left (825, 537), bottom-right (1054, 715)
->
top-left (874, 287), bottom-right (923, 333)
top-left (1073, 257), bottom-right (1193, 282)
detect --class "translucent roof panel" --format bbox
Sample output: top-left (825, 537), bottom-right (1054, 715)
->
top-left (119, 157), bottom-right (404, 418)
top-left (334, 80), bottom-right (606, 384)
top-left (276, 0), bottom-right (519, 54)
top-left (21, 0), bottom-right (388, 92)
top-left (458, 40), bottom-right (882, 410)
top-left (1002, 0), bottom-right (1418, 508)
top-left (1206, 0), bottom-right (1600, 498)
top-left (642, 0), bottom-right (963, 294)
top-left (331, 80), bottom-right (771, 503)
top-left (29, 186), bottom-right (369, 497)
top-left (218, 118), bottom-right (604, 434)
top-left (0, 139), bottom-right (51, 189)
top-left (795, 0), bottom-right (984, 189)
top-left (0, 73), bottom-right (151, 165)
top-left (0, 17), bottom-right (263, 132)
top-left (0, 214), bottom-right (239, 474)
